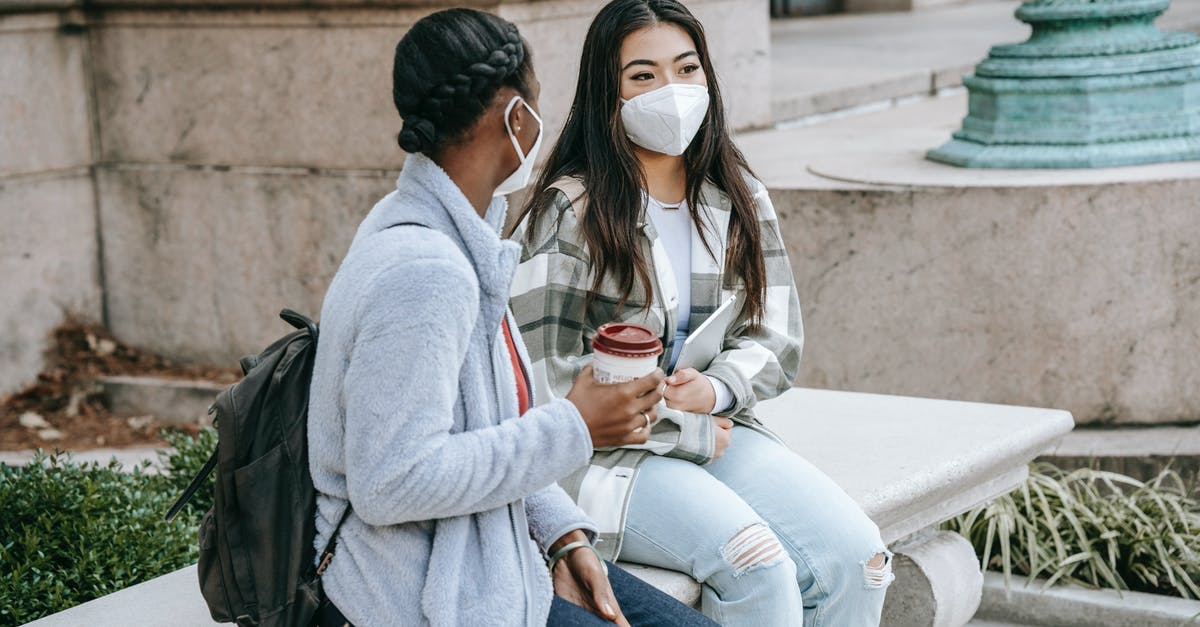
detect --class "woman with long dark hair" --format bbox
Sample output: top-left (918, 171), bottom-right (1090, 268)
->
top-left (307, 8), bottom-right (716, 626)
top-left (510, 1), bottom-right (893, 624)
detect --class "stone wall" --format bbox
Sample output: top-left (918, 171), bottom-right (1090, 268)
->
top-left (87, 5), bottom-right (425, 365)
top-left (770, 179), bottom-right (1200, 425)
top-left (91, 0), bottom-right (769, 365)
top-left (0, 0), bottom-right (771, 384)
top-left (0, 8), bottom-right (103, 395)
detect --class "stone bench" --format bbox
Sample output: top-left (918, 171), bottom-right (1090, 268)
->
top-left (27, 387), bottom-right (1073, 627)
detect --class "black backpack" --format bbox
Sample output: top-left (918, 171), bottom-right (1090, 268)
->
top-left (165, 309), bottom-right (350, 627)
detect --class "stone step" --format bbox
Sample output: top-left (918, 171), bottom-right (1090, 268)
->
top-left (976, 572), bottom-right (1200, 627)
top-left (1045, 424), bottom-right (1200, 458)
top-left (1039, 423), bottom-right (1200, 481)
top-left (101, 375), bottom-right (224, 426)
top-left (768, 0), bottom-right (1200, 123)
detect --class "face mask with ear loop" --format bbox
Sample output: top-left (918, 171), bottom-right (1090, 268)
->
top-left (494, 96), bottom-right (544, 197)
top-left (620, 83), bottom-right (710, 156)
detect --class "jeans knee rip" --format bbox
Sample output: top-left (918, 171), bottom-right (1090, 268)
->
top-left (720, 522), bottom-right (787, 577)
top-left (861, 549), bottom-right (895, 590)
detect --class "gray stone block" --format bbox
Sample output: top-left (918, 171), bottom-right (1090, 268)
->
top-left (88, 8), bottom-right (424, 170)
top-left (684, 0), bottom-right (772, 130)
top-left (766, 179), bottom-right (1200, 425)
top-left (740, 92), bottom-right (1200, 425)
top-left (96, 164), bottom-right (393, 365)
top-left (88, 0), bottom-right (768, 172)
top-left (0, 15), bottom-right (92, 176)
top-left (0, 173), bottom-right (102, 396)
top-left (0, 1), bottom-right (79, 12)
top-left (0, 13), bottom-right (99, 396)
top-left (101, 375), bottom-right (225, 425)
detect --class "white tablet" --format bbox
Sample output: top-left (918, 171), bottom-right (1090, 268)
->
top-left (674, 294), bottom-right (739, 373)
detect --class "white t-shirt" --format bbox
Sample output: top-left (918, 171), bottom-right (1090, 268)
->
top-left (646, 195), bottom-right (734, 414)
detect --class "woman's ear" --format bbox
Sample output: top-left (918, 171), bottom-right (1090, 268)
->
top-left (508, 101), bottom-right (524, 134)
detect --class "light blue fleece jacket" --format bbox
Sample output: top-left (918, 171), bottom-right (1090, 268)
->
top-left (308, 153), bottom-right (597, 626)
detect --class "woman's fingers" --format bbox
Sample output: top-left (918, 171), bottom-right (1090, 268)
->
top-left (666, 367), bottom-right (701, 386)
top-left (624, 369), bottom-right (665, 399)
top-left (715, 416), bottom-right (734, 430)
top-left (570, 551), bottom-right (625, 624)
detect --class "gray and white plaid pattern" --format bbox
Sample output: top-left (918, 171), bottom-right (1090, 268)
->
top-left (509, 175), bottom-right (804, 559)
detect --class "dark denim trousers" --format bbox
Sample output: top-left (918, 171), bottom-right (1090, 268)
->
top-left (547, 562), bottom-right (717, 627)
top-left (318, 560), bottom-right (716, 626)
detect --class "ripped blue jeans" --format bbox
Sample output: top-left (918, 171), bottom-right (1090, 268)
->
top-left (618, 426), bottom-right (893, 627)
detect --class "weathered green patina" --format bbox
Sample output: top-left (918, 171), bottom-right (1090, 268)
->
top-left (928, 0), bottom-right (1200, 168)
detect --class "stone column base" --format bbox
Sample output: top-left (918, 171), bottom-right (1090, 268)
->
top-left (882, 529), bottom-right (983, 627)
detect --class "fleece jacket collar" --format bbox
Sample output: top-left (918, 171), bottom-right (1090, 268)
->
top-left (389, 153), bottom-right (522, 301)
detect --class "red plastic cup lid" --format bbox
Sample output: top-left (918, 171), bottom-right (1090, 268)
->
top-left (592, 323), bottom-right (664, 359)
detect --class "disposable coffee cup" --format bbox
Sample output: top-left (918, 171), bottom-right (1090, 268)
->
top-left (592, 323), bottom-right (664, 384)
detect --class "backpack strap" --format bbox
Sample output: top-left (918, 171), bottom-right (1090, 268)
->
top-left (164, 450), bottom-right (219, 522)
top-left (315, 505), bottom-right (353, 576)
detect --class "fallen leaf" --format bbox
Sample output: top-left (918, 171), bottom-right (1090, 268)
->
top-left (65, 389), bottom-right (87, 417)
top-left (19, 412), bottom-right (51, 430)
top-left (37, 428), bottom-right (65, 441)
top-left (126, 415), bottom-right (155, 432)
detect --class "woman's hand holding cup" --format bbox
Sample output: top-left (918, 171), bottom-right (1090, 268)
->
top-left (566, 323), bottom-right (666, 447)
top-left (567, 365), bottom-right (664, 448)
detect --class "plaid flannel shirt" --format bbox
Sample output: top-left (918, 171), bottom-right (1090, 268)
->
top-left (509, 175), bottom-right (804, 559)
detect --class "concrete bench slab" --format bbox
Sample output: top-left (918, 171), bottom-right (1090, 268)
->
top-left (27, 388), bottom-right (1073, 626)
top-left (24, 564), bottom-right (210, 627)
top-left (618, 388), bottom-right (1073, 618)
top-left (757, 388), bottom-right (1073, 544)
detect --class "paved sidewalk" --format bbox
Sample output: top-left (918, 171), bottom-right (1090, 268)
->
top-left (0, 445), bottom-right (165, 472)
top-left (737, 89), bottom-right (1200, 190)
top-left (769, 0), bottom-right (1200, 121)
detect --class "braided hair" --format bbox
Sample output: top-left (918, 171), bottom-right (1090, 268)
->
top-left (393, 9), bottom-right (533, 155)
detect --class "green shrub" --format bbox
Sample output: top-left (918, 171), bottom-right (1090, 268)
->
top-left (945, 462), bottom-right (1200, 599)
top-left (0, 430), bottom-right (215, 626)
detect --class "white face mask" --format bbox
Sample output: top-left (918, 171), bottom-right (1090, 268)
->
top-left (494, 96), bottom-right (543, 197)
top-left (620, 83), bottom-right (710, 156)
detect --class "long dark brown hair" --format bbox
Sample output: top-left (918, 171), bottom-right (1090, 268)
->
top-left (510, 0), bottom-right (766, 327)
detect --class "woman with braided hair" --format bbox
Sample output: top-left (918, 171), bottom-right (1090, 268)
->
top-left (509, 1), bottom-right (894, 625)
top-left (307, 7), bottom-right (714, 627)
